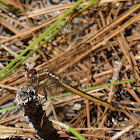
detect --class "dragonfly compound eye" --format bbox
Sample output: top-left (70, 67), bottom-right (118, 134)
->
top-left (25, 69), bottom-right (38, 83)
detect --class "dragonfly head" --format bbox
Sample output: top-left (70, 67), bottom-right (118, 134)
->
top-left (25, 69), bottom-right (38, 83)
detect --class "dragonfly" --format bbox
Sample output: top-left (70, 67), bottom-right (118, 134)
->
top-left (25, 69), bottom-right (122, 112)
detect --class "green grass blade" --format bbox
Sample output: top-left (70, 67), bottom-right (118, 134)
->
top-left (51, 78), bottom-right (137, 99)
top-left (0, 24), bottom-right (66, 80)
top-left (0, 0), bottom-right (84, 79)
top-left (52, 120), bottom-right (85, 140)
top-left (0, 78), bottom-right (137, 113)
top-left (0, 0), bottom-right (100, 80)
top-left (83, 78), bottom-right (137, 92)
top-left (0, 106), bottom-right (17, 113)
top-left (69, 126), bottom-right (85, 140)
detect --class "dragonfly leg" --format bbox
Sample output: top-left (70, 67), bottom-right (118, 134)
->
top-left (47, 90), bottom-right (59, 121)
top-left (42, 86), bottom-right (48, 101)
top-left (42, 87), bottom-right (58, 121)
